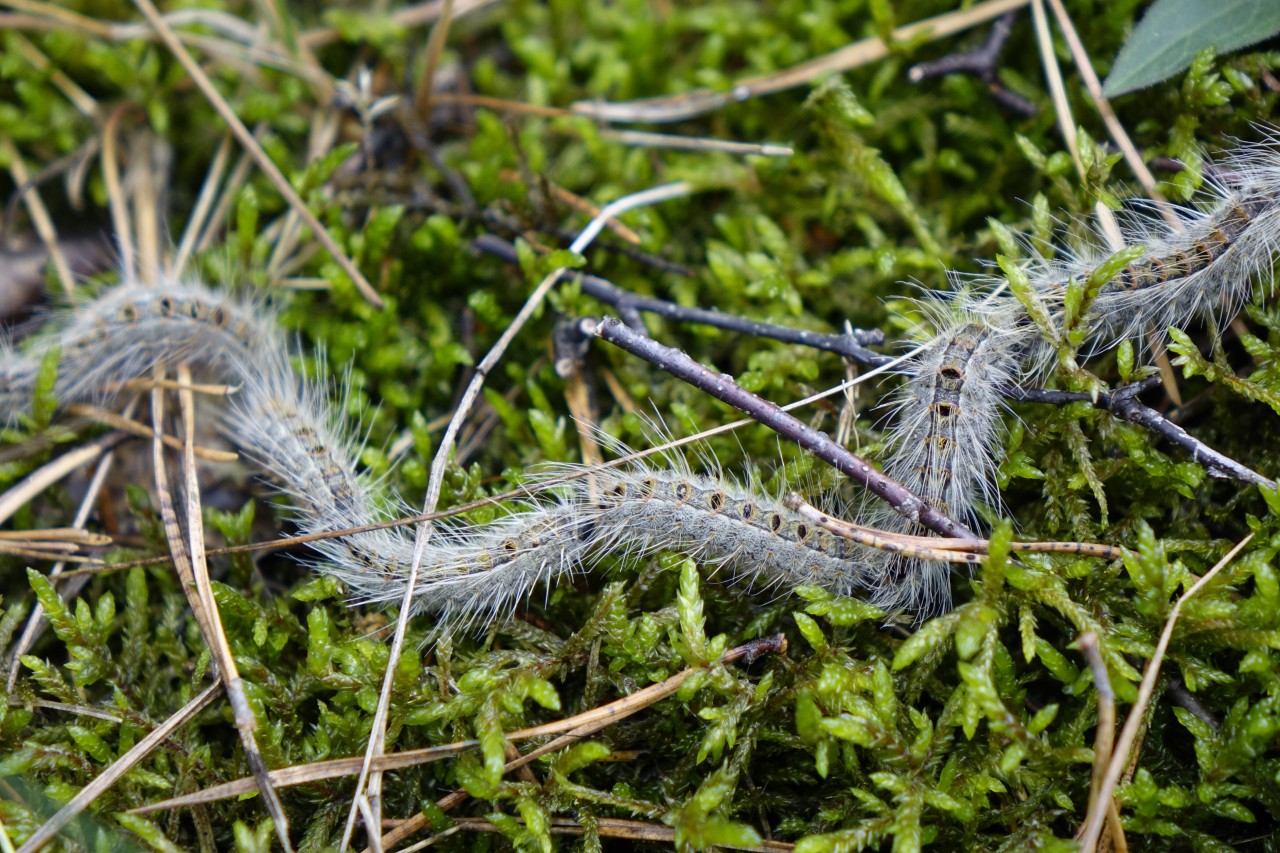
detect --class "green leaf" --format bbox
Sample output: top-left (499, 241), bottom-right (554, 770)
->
top-left (1103, 0), bottom-right (1280, 96)
top-left (676, 558), bottom-right (708, 665)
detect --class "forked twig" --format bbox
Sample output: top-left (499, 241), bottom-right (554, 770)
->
top-left (908, 12), bottom-right (1037, 115)
top-left (587, 316), bottom-right (978, 540)
top-left (1008, 378), bottom-right (1271, 487)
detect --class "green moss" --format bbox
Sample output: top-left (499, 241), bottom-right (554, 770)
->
top-left (4, 0), bottom-right (1280, 850)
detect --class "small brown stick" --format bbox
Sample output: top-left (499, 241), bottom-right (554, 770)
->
top-left (419, 816), bottom-right (793, 852)
top-left (372, 635), bottom-right (787, 852)
top-left (65, 403), bottom-right (238, 462)
top-left (1077, 534), bottom-right (1254, 852)
top-left (131, 0), bottom-right (383, 309)
top-left (429, 92), bottom-right (572, 118)
top-left (786, 493), bottom-right (1125, 561)
top-left (12, 681), bottom-right (223, 853)
top-left (587, 316), bottom-right (977, 539)
top-left (1076, 632), bottom-right (1128, 853)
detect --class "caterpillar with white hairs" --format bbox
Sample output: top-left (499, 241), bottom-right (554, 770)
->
top-left (4, 132), bottom-right (1279, 627)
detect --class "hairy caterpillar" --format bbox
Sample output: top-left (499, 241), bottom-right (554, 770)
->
top-left (1, 281), bottom-right (893, 631)
top-left (870, 304), bottom-right (1033, 612)
top-left (880, 132), bottom-right (1280, 560)
top-left (1036, 134), bottom-right (1280, 350)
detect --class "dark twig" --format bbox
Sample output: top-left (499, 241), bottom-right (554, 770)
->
top-left (584, 316), bottom-right (976, 539)
top-left (1008, 376), bottom-right (1272, 487)
top-left (474, 234), bottom-right (888, 362)
top-left (1165, 676), bottom-right (1220, 732)
top-left (908, 12), bottom-right (1038, 117)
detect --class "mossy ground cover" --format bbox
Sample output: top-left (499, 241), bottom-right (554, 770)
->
top-left (2, 0), bottom-right (1280, 850)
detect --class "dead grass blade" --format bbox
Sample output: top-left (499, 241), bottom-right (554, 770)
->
top-left (131, 0), bottom-right (382, 309)
top-left (14, 681), bottom-right (222, 853)
top-left (173, 363), bottom-right (295, 851)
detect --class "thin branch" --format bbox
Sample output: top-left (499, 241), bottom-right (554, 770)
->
top-left (1007, 376), bottom-right (1272, 486)
top-left (586, 316), bottom-right (977, 539)
top-left (472, 235), bottom-right (887, 361)
top-left (908, 12), bottom-right (1038, 116)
